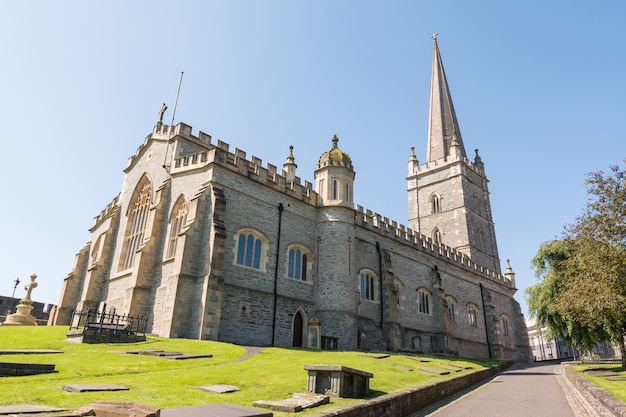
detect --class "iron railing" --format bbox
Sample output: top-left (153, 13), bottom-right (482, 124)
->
top-left (68, 309), bottom-right (147, 336)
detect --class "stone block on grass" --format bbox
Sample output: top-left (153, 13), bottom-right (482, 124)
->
top-left (75, 401), bottom-right (159, 417)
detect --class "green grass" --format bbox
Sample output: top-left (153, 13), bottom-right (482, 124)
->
top-left (571, 364), bottom-right (626, 403)
top-left (0, 326), bottom-right (500, 416)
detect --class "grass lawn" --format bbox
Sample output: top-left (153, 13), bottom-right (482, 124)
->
top-left (0, 326), bottom-right (500, 416)
top-left (570, 364), bottom-right (626, 403)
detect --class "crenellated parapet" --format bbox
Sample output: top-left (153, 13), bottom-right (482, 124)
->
top-left (92, 195), bottom-right (120, 228)
top-left (354, 205), bottom-right (512, 287)
top-left (408, 154), bottom-right (485, 177)
top-left (125, 123), bottom-right (212, 172)
top-left (168, 129), bottom-right (319, 206)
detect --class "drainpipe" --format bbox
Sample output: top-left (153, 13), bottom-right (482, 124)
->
top-left (271, 203), bottom-right (284, 346)
top-left (479, 283), bottom-right (492, 358)
top-left (376, 242), bottom-right (384, 329)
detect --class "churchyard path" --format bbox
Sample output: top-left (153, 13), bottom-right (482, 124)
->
top-left (408, 361), bottom-right (603, 417)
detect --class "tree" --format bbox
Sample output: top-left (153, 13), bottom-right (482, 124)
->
top-left (527, 161), bottom-right (626, 369)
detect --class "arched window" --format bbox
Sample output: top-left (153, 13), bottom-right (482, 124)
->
top-left (345, 183), bottom-right (350, 202)
top-left (478, 230), bottom-right (486, 251)
top-left (166, 196), bottom-right (189, 259)
top-left (467, 303), bottom-right (479, 327)
top-left (91, 233), bottom-right (106, 266)
top-left (394, 279), bottom-right (404, 308)
top-left (235, 228), bottom-right (267, 270)
top-left (431, 194), bottom-right (441, 214)
top-left (120, 176), bottom-right (152, 271)
top-left (445, 296), bottom-right (457, 322)
top-left (287, 245), bottom-right (312, 281)
top-left (500, 314), bottom-right (511, 335)
top-left (333, 179), bottom-right (338, 200)
top-left (359, 270), bottom-right (378, 302)
top-left (433, 227), bottom-right (442, 244)
top-left (473, 194), bottom-right (480, 214)
top-left (417, 288), bottom-right (431, 315)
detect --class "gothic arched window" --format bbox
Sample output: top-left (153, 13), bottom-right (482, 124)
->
top-left (445, 296), bottom-right (457, 322)
top-left (431, 194), bottom-right (442, 214)
top-left (467, 303), bottom-right (479, 327)
top-left (120, 176), bottom-right (152, 271)
top-left (433, 227), bottom-right (443, 245)
top-left (501, 314), bottom-right (511, 335)
top-left (417, 288), bottom-right (431, 315)
top-left (359, 270), bottom-right (379, 302)
top-left (166, 196), bottom-right (189, 259)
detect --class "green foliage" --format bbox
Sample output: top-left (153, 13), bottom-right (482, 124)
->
top-left (526, 161), bottom-right (626, 369)
top-left (0, 327), bottom-right (499, 416)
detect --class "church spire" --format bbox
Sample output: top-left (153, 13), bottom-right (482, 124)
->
top-left (426, 33), bottom-right (466, 163)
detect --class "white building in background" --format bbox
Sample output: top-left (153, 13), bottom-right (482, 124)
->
top-left (526, 318), bottom-right (574, 361)
top-left (527, 318), bottom-right (624, 362)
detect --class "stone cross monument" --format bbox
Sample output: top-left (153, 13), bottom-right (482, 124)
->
top-left (2, 274), bottom-right (39, 326)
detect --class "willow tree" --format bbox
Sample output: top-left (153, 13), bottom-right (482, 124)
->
top-left (527, 162), bottom-right (626, 369)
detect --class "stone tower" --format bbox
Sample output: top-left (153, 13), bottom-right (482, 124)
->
top-left (407, 35), bottom-right (501, 273)
top-left (313, 135), bottom-right (358, 349)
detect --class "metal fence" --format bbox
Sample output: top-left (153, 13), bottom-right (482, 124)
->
top-left (68, 309), bottom-right (147, 336)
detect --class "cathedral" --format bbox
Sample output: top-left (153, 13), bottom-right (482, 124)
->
top-left (55, 37), bottom-right (530, 361)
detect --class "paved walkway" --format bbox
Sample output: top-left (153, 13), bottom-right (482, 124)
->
top-left (409, 361), bottom-right (602, 417)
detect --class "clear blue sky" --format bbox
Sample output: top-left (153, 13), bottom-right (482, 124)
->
top-left (1, 1), bottom-right (625, 317)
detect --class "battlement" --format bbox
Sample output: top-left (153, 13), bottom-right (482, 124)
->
top-left (169, 130), bottom-right (318, 206)
top-left (126, 123), bottom-right (212, 172)
top-left (151, 122), bottom-right (212, 146)
top-left (92, 195), bottom-right (120, 228)
top-left (354, 205), bottom-right (511, 287)
top-left (409, 154), bottom-right (484, 177)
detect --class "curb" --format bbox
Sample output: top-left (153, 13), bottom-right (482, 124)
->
top-left (562, 363), bottom-right (626, 417)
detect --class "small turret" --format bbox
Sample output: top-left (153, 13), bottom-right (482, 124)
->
top-left (283, 145), bottom-right (297, 183)
top-left (504, 259), bottom-right (516, 290)
top-left (314, 135), bottom-right (355, 208)
top-left (408, 147), bottom-right (419, 176)
top-left (474, 149), bottom-right (484, 172)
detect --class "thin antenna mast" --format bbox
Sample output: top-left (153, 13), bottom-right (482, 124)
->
top-left (162, 71), bottom-right (185, 172)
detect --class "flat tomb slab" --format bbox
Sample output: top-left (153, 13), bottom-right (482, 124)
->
top-left (76, 401), bottom-right (158, 417)
top-left (0, 362), bottom-right (56, 376)
top-left (62, 384), bottom-right (129, 392)
top-left (199, 384), bottom-right (240, 393)
top-left (125, 350), bottom-right (212, 359)
top-left (161, 404), bottom-right (273, 417)
top-left (0, 405), bottom-right (68, 414)
top-left (253, 393), bottom-right (329, 412)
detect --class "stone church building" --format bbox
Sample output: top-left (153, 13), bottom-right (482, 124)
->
top-left (56, 38), bottom-right (530, 361)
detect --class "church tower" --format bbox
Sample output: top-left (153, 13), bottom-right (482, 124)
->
top-left (408, 35), bottom-right (501, 273)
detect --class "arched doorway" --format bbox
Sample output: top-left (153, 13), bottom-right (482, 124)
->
top-left (293, 310), bottom-right (304, 347)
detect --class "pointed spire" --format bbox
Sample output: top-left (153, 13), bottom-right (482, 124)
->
top-left (426, 34), bottom-right (466, 163)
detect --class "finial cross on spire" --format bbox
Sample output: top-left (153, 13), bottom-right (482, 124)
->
top-left (432, 32), bottom-right (438, 40)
